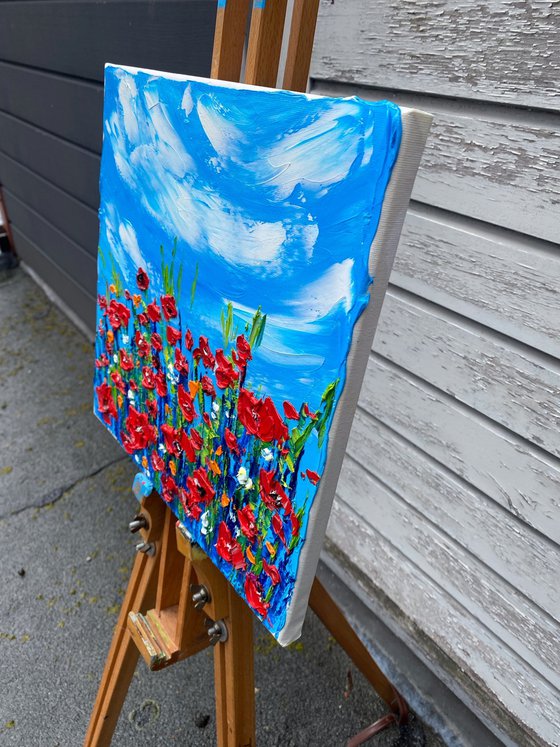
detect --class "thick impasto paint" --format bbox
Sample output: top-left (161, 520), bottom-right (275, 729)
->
top-left (94, 64), bottom-right (402, 641)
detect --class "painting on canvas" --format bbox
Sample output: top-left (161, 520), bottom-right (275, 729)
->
top-left (93, 64), bottom-right (407, 644)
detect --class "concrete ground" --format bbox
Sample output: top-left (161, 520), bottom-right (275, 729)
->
top-left (0, 268), bottom-right (447, 747)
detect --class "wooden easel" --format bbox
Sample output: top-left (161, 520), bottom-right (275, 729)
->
top-left (84, 3), bottom-right (408, 745)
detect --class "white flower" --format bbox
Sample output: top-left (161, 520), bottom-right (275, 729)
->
top-left (158, 443), bottom-right (166, 453)
top-left (261, 448), bottom-right (273, 462)
top-left (200, 511), bottom-right (210, 536)
top-left (113, 354), bottom-right (119, 364)
top-left (122, 334), bottom-right (130, 344)
top-left (245, 478), bottom-right (253, 490)
top-left (212, 401), bottom-right (220, 413)
top-left (127, 390), bottom-right (135, 402)
top-left (211, 412), bottom-right (217, 420)
top-left (237, 467), bottom-right (248, 485)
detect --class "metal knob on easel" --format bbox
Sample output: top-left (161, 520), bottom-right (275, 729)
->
top-left (206, 619), bottom-right (228, 646)
top-left (129, 514), bottom-right (148, 533)
top-left (191, 584), bottom-right (211, 610)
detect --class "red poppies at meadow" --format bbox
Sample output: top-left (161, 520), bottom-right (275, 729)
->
top-left (94, 260), bottom-right (333, 625)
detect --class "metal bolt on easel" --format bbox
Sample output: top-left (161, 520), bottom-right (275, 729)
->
top-left (135, 541), bottom-right (155, 556)
top-left (191, 584), bottom-right (211, 610)
top-left (129, 514), bottom-right (148, 533)
top-left (207, 619), bottom-right (228, 646)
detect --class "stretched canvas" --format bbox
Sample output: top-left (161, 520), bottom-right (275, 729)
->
top-left (94, 64), bottom-right (431, 645)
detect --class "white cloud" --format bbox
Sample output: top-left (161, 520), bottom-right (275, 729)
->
top-left (108, 69), bottom-right (288, 273)
top-left (285, 259), bottom-right (354, 320)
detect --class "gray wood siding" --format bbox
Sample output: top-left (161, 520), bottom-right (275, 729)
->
top-left (311, 1), bottom-right (560, 745)
top-left (0, 0), bottom-right (216, 324)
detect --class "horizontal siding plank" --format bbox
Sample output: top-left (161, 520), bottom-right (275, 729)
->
top-left (0, 1), bottom-right (215, 83)
top-left (359, 355), bottom-right (560, 543)
top-left (376, 290), bottom-right (560, 459)
top-left (336, 458), bottom-right (560, 691)
top-left (0, 62), bottom-right (103, 152)
top-left (312, 81), bottom-right (560, 243)
top-left (347, 408), bottom-right (559, 623)
top-left (6, 192), bottom-right (97, 297)
top-left (0, 153), bottom-right (98, 253)
top-left (13, 228), bottom-right (96, 331)
top-left (311, 0), bottom-right (560, 111)
top-left (327, 499), bottom-right (559, 747)
top-left (0, 111), bottom-right (100, 208)
top-left (392, 209), bottom-right (560, 360)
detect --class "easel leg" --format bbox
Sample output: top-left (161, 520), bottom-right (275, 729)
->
top-left (84, 494), bottom-right (165, 747)
top-left (213, 585), bottom-right (256, 747)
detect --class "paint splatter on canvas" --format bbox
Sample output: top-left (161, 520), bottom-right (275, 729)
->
top-left (94, 65), bottom-right (402, 641)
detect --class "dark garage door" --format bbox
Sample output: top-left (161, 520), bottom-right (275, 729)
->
top-left (0, 0), bottom-right (216, 330)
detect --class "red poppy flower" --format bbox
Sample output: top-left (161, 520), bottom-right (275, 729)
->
top-left (160, 294), bottom-right (178, 320)
top-left (244, 574), bottom-right (269, 617)
top-left (202, 412), bottom-right (211, 428)
top-left (121, 406), bottom-right (157, 453)
top-left (179, 487), bottom-right (202, 520)
top-left (129, 379), bottom-right (138, 391)
top-left (262, 558), bottom-right (280, 586)
top-left (174, 348), bottom-right (189, 376)
top-left (186, 466), bottom-right (215, 505)
top-left (237, 505), bottom-right (258, 542)
top-left (271, 512), bottom-right (287, 547)
top-left (305, 469), bottom-right (321, 485)
top-left (215, 349), bottom-right (238, 390)
top-left (190, 427), bottom-right (203, 451)
top-left (151, 353), bottom-right (160, 369)
top-left (290, 511), bottom-right (300, 536)
top-left (238, 389), bottom-right (288, 443)
top-left (124, 289), bottom-right (132, 301)
top-left (107, 299), bottom-right (130, 330)
top-left (151, 333), bottom-right (163, 352)
top-left (98, 294), bottom-right (107, 310)
top-left (259, 468), bottom-right (291, 513)
top-left (146, 398), bottom-right (158, 418)
top-left (105, 337), bottom-right (114, 356)
top-left (161, 473), bottom-right (178, 503)
top-left (135, 331), bottom-right (150, 358)
top-left (136, 267), bottom-right (150, 291)
top-left (110, 371), bottom-right (126, 393)
top-left (283, 400), bottom-right (299, 420)
top-left (137, 312), bottom-right (149, 326)
top-left (98, 320), bottom-right (105, 336)
top-left (155, 370), bottom-right (168, 397)
top-left (180, 431), bottom-right (196, 462)
top-left (166, 325), bottom-right (182, 346)
top-left (95, 354), bottom-right (110, 368)
top-left (224, 427), bottom-right (239, 454)
top-left (303, 403), bottom-right (317, 419)
top-left (178, 384), bottom-right (196, 422)
top-left (236, 334), bottom-right (252, 364)
top-left (142, 366), bottom-right (156, 389)
top-left (119, 349), bottom-right (134, 371)
top-left (151, 452), bottom-right (165, 471)
top-left (200, 375), bottom-right (216, 398)
top-left (193, 336), bottom-right (215, 369)
top-left (146, 301), bottom-right (161, 323)
top-left (185, 329), bottom-right (194, 350)
top-left (96, 382), bottom-right (117, 424)
top-left (161, 424), bottom-right (182, 457)
top-left (215, 522), bottom-right (246, 570)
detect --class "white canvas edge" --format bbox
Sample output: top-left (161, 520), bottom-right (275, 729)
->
top-left (277, 107), bottom-right (433, 646)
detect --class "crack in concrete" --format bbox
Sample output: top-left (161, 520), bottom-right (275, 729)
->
top-left (0, 455), bottom-right (129, 521)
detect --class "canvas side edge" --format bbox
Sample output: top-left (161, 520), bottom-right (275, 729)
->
top-left (276, 108), bottom-right (433, 647)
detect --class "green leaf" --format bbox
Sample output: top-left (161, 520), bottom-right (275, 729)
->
top-left (190, 262), bottom-right (199, 308)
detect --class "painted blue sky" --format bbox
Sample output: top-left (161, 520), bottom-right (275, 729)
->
top-left (99, 65), bottom-right (401, 413)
